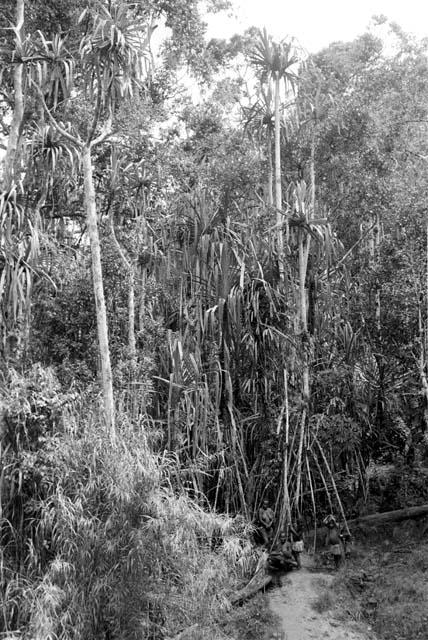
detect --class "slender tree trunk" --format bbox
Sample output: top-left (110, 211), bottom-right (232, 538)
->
top-left (294, 408), bottom-right (306, 515)
top-left (315, 438), bottom-right (350, 535)
top-left (167, 372), bottom-right (178, 451)
top-left (294, 232), bottom-right (310, 512)
top-left (369, 213), bottom-right (381, 336)
top-left (139, 267), bottom-right (147, 330)
top-left (274, 72), bottom-right (285, 280)
top-left (138, 213), bottom-right (148, 330)
top-left (424, 207), bottom-right (428, 432)
top-left (418, 304), bottom-right (428, 431)
top-left (426, 205), bottom-right (428, 374)
top-left (305, 453), bottom-right (317, 551)
top-left (310, 132), bottom-right (316, 213)
top-left (82, 144), bottom-right (115, 437)
top-left (278, 369), bottom-right (291, 530)
top-left (298, 233), bottom-right (308, 336)
top-left (128, 270), bottom-right (136, 357)
top-left (374, 213), bottom-right (381, 335)
top-left (266, 130), bottom-right (273, 206)
top-left (2, 0), bottom-right (25, 189)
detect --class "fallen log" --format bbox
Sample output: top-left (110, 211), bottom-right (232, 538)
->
top-left (229, 551), bottom-right (272, 605)
top-left (229, 567), bottom-right (272, 605)
top-left (347, 503), bottom-right (428, 528)
top-left (307, 504), bottom-right (428, 547)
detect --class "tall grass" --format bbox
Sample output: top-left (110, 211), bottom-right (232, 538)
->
top-left (0, 366), bottom-right (256, 639)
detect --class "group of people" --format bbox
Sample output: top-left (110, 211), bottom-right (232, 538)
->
top-left (258, 500), bottom-right (304, 572)
top-left (258, 499), bottom-right (351, 572)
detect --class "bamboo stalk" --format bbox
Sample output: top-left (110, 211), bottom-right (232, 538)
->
top-left (315, 437), bottom-right (350, 535)
top-left (311, 450), bottom-right (334, 513)
top-left (305, 453), bottom-right (317, 553)
top-left (294, 409), bottom-right (306, 515)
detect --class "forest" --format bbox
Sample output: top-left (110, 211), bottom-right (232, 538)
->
top-left (1, 1), bottom-right (428, 639)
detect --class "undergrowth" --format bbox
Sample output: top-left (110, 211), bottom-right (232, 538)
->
top-left (312, 539), bottom-right (428, 640)
top-left (220, 593), bottom-right (281, 640)
top-left (0, 365), bottom-right (262, 639)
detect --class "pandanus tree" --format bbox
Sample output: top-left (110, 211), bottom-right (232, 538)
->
top-left (25, 2), bottom-right (156, 437)
top-left (242, 84), bottom-right (275, 205)
top-left (249, 28), bottom-right (299, 279)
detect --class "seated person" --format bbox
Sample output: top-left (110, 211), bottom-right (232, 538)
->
top-left (268, 532), bottom-right (298, 571)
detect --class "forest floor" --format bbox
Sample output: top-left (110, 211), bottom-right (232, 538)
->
top-left (267, 554), bottom-right (377, 640)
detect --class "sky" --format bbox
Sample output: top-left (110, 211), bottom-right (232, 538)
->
top-left (207, 0), bottom-right (428, 53)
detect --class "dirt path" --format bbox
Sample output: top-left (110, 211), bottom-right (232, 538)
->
top-left (268, 555), bottom-right (376, 640)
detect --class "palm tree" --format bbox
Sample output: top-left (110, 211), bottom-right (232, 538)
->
top-left (250, 29), bottom-right (299, 279)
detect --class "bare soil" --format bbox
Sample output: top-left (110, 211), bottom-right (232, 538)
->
top-left (268, 555), bottom-right (377, 640)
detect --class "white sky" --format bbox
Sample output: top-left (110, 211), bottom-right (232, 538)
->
top-left (207, 0), bottom-right (428, 53)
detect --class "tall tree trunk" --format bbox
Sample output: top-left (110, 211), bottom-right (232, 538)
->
top-left (1, 0), bottom-right (31, 362)
top-left (266, 129), bottom-right (273, 206)
top-left (369, 212), bottom-right (381, 337)
top-left (138, 213), bottom-right (149, 331)
top-left (295, 192), bottom-right (312, 515)
top-left (2, 0), bottom-right (25, 189)
top-left (310, 132), bottom-right (316, 213)
top-left (82, 144), bottom-right (115, 437)
top-left (128, 270), bottom-right (136, 357)
top-left (374, 213), bottom-right (381, 335)
top-left (294, 409), bottom-right (306, 514)
top-left (296, 233), bottom-right (309, 513)
top-left (424, 207), bottom-right (428, 432)
top-left (279, 369), bottom-right (291, 529)
top-left (274, 72), bottom-right (285, 280)
top-left (418, 304), bottom-right (428, 432)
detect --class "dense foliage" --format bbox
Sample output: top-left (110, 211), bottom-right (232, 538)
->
top-left (1, 2), bottom-right (428, 637)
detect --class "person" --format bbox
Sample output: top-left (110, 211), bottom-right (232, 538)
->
top-left (290, 519), bottom-right (304, 568)
top-left (258, 499), bottom-right (274, 547)
top-left (323, 514), bottom-right (343, 570)
top-left (268, 532), bottom-right (298, 572)
top-left (340, 528), bottom-right (352, 560)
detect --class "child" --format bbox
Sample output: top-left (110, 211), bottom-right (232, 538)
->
top-left (323, 514), bottom-right (343, 570)
top-left (290, 520), bottom-right (304, 568)
top-left (340, 529), bottom-right (352, 559)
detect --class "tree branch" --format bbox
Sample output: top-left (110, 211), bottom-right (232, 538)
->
top-left (86, 62), bottom-right (103, 145)
top-left (320, 221), bottom-right (377, 281)
top-left (109, 209), bottom-right (131, 270)
top-left (30, 80), bottom-right (81, 147)
top-left (90, 111), bottom-right (113, 148)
